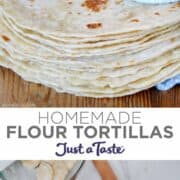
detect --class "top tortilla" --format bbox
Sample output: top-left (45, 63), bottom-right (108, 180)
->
top-left (1, 0), bottom-right (180, 38)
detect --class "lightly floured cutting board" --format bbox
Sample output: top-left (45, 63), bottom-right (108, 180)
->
top-left (0, 67), bottom-right (179, 107)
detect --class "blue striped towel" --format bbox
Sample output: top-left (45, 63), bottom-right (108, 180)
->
top-left (156, 75), bottom-right (180, 91)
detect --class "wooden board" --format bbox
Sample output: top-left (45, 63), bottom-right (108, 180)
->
top-left (92, 161), bottom-right (117, 180)
top-left (0, 67), bottom-right (179, 107)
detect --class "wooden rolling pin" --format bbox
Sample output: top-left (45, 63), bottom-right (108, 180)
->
top-left (93, 161), bottom-right (118, 180)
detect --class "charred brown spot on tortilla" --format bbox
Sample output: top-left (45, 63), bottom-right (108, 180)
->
top-left (171, 2), bottom-right (180, 9)
top-left (175, 2), bottom-right (180, 8)
top-left (168, 8), bottom-right (176, 12)
top-left (82, 0), bottom-right (108, 12)
top-left (131, 19), bottom-right (140, 23)
top-left (170, 6), bottom-right (176, 9)
top-left (154, 12), bottom-right (160, 16)
top-left (1, 35), bottom-right (10, 42)
top-left (171, 37), bottom-right (176, 42)
top-left (2, 48), bottom-right (9, 55)
top-left (87, 23), bottom-right (102, 29)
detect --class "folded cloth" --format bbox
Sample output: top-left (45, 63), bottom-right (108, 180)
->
top-left (156, 75), bottom-right (180, 91)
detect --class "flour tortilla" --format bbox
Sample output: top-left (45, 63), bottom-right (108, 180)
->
top-left (2, 10), bottom-right (179, 51)
top-left (1, 12), bottom-right (179, 57)
top-left (0, 52), bottom-right (179, 97)
top-left (1, 59), bottom-right (179, 97)
top-left (0, 43), bottom-right (179, 83)
top-left (0, 17), bottom-right (179, 70)
top-left (1, 0), bottom-right (180, 38)
top-left (22, 161), bottom-right (78, 180)
top-left (0, 0), bottom-right (179, 97)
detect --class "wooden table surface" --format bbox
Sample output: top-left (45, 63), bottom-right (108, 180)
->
top-left (0, 67), bottom-right (179, 107)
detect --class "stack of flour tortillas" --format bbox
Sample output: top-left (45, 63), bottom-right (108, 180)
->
top-left (0, 0), bottom-right (179, 97)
